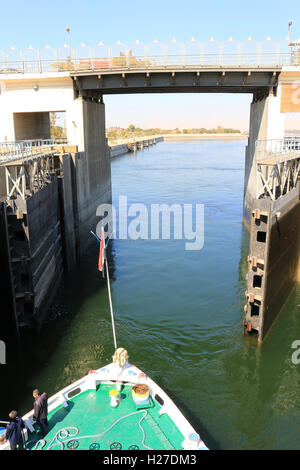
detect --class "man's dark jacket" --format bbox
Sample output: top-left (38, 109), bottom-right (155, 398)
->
top-left (5, 417), bottom-right (25, 447)
top-left (33, 392), bottom-right (48, 421)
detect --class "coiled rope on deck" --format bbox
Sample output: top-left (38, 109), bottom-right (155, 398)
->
top-left (32, 410), bottom-right (153, 451)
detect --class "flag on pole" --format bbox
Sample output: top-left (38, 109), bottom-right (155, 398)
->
top-left (98, 228), bottom-right (105, 272)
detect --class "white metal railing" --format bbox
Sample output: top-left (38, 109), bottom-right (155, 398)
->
top-left (256, 137), bottom-right (300, 200)
top-left (0, 139), bottom-right (67, 163)
top-left (0, 39), bottom-right (299, 74)
top-left (255, 137), bottom-right (300, 164)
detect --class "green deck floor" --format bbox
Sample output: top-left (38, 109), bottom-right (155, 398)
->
top-left (26, 384), bottom-right (184, 450)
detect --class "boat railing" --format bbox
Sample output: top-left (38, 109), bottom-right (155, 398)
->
top-left (21, 374), bottom-right (95, 431)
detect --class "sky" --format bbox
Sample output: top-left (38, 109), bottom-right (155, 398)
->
top-left (1, 0), bottom-right (299, 130)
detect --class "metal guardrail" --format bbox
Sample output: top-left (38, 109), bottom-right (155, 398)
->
top-left (0, 40), bottom-right (299, 74)
top-left (0, 139), bottom-right (67, 163)
top-left (255, 137), bottom-right (300, 163)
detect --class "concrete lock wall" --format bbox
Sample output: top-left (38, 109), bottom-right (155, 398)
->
top-left (264, 191), bottom-right (300, 337)
top-left (3, 178), bottom-right (63, 330)
top-left (26, 177), bottom-right (63, 324)
top-left (244, 187), bottom-right (300, 341)
top-left (110, 144), bottom-right (129, 157)
top-left (0, 202), bottom-right (17, 341)
top-left (58, 154), bottom-right (77, 273)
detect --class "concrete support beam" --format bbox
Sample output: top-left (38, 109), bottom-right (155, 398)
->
top-left (0, 167), bottom-right (6, 200)
top-left (243, 86), bottom-right (286, 228)
top-left (73, 99), bottom-right (112, 254)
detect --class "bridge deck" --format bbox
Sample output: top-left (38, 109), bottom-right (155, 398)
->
top-left (71, 64), bottom-right (283, 76)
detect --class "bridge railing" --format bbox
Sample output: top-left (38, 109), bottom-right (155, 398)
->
top-left (0, 39), bottom-right (298, 73)
top-left (0, 139), bottom-right (67, 163)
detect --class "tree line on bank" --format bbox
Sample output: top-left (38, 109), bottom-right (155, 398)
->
top-left (107, 124), bottom-right (243, 141)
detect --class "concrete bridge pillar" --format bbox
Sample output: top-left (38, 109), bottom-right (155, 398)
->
top-left (243, 87), bottom-right (286, 228)
top-left (74, 98), bottom-right (112, 252)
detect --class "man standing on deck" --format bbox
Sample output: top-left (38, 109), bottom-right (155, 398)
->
top-left (0, 410), bottom-right (25, 450)
top-left (33, 389), bottom-right (48, 437)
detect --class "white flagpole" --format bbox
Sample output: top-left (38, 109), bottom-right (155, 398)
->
top-left (90, 229), bottom-right (118, 350)
top-left (104, 237), bottom-right (118, 350)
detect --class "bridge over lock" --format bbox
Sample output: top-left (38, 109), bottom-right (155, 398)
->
top-left (0, 38), bottom-right (300, 341)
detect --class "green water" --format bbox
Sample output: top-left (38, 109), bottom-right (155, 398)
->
top-left (2, 139), bottom-right (300, 450)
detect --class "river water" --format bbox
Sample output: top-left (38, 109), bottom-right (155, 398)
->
top-left (2, 139), bottom-right (300, 450)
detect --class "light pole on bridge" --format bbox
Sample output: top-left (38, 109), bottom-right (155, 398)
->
top-left (66, 26), bottom-right (71, 61)
top-left (287, 21), bottom-right (292, 41)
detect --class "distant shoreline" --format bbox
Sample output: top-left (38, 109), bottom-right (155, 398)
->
top-left (108, 134), bottom-right (248, 158)
top-left (108, 133), bottom-right (248, 146)
top-left (162, 133), bottom-right (248, 141)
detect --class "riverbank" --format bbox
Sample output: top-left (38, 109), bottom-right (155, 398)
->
top-left (108, 133), bottom-right (248, 157)
top-left (162, 133), bottom-right (248, 141)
